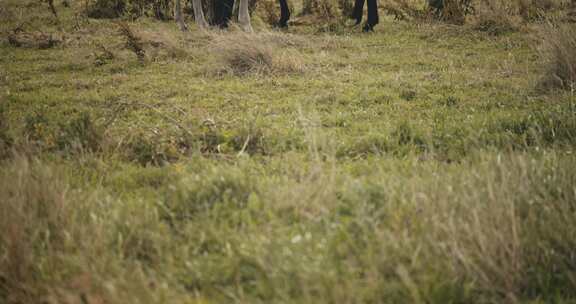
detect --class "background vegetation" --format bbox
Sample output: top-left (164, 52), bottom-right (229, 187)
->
top-left (1, 0), bottom-right (575, 303)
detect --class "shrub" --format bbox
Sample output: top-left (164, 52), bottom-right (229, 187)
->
top-left (433, 0), bottom-right (474, 24)
top-left (86, 0), bottom-right (172, 19)
top-left (125, 0), bottom-right (172, 20)
top-left (86, 0), bottom-right (125, 18)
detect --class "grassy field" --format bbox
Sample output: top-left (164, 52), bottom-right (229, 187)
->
top-left (1, 0), bottom-right (576, 303)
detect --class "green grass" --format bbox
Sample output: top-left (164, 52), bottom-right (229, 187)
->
top-left (1, 0), bottom-right (575, 303)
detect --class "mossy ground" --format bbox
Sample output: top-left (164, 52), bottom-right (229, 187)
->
top-left (1, 1), bottom-right (575, 303)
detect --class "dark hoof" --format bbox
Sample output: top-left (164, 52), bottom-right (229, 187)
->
top-left (362, 23), bottom-right (374, 32)
top-left (276, 21), bottom-right (289, 28)
top-left (349, 13), bottom-right (362, 25)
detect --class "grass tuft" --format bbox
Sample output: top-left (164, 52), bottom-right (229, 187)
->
top-left (209, 31), bottom-right (305, 76)
top-left (0, 157), bottom-right (77, 303)
top-left (56, 112), bottom-right (105, 154)
top-left (537, 22), bottom-right (576, 91)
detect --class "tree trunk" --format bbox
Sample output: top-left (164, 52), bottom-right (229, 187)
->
top-left (192, 0), bottom-right (209, 28)
top-left (238, 0), bottom-right (253, 32)
top-left (174, 0), bottom-right (188, 31)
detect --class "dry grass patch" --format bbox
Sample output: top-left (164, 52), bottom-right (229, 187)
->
top-left (7, 26), bottom-right (61, 49)
top-left (0, 157), bottom-right (80, 303)
top-left (537, 22), bottom-right (576, 91)
top-left (302, 0), bottom-right (342, 19)
top-left (473, 0), bottom-right (522, 35)
top-left (470, 0), bottom-right (572, 35)
top-left (0, 157), bottom-right (182, 304)
top-left (421, 153), bottom-right (576, 301)
top-left (111, 22), bottom-right (195, 64)
top-left (437, 0), bottom-right (474, 24)
top-left (517, 0), bottom-right (553, 21)
top-left (136, 27), bottom-right (193, 61)
top-left (208, 30), bottom-right (306, 76)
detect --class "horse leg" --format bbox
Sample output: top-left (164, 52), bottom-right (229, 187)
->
top-left (223, 0), bottom-right (235, 27)
top-left (363, 0), bottom-right (378, 32)
top-left (214, 0), bottom-right (234, 28)
top-left (213, 0), bottom-right (224, 27)
top-left (278, 0), bottom-right (290, 28)
top-left (351, 0), bottom-right (365, 25)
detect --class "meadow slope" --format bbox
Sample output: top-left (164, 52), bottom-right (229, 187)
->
top-left (1, 0), bottom-right (575, 303)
